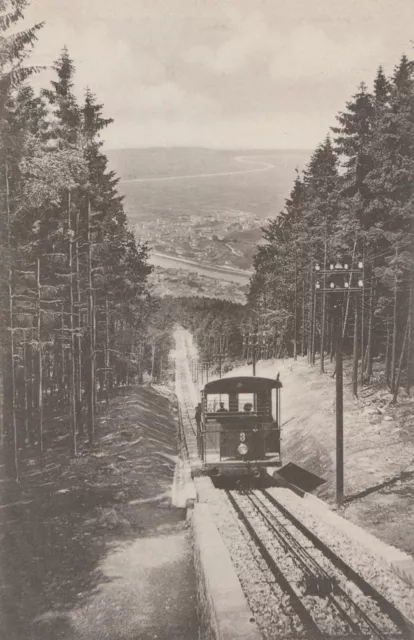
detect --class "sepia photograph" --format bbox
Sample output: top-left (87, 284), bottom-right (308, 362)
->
top-left (1, 1), bottom-right (414, 638)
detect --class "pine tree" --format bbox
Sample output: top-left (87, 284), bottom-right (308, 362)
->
top-left (0, 1), bottom-right (45, 479)
top-left (332, 82), bottom-right (374, 201)
top-left (302, 137), bottom-right (339, 365)
top-left (42, 47), bottom-right (81, 145)
top-left (0, 1), bottom-right (43, 120)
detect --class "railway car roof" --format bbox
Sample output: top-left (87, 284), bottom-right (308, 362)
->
top-left (204, 376), bottom-right (282, 394)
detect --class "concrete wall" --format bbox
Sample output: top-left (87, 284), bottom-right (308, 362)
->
top-left (191, 503), bottom-right (262, 640)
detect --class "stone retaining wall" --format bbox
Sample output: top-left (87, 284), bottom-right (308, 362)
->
top-left (191, 502), bottom-right (262, 640)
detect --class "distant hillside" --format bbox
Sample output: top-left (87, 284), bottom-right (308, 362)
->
top-left (106, 147), bottom-right (310, 281)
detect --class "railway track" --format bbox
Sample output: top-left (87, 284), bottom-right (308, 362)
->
top-left (176, 366), bottom-right (197, 429)
top-left (175, 330), bottom-right (200, 429)
top-left (226, 488), bottom-right (412, 640)
top-left (174, 329), bottom-right (414, 640)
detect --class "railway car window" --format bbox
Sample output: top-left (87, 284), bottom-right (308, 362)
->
top-left (206, 394), bottom-right (229, 412)
top-left (238, 393), bottom-right (255, 412)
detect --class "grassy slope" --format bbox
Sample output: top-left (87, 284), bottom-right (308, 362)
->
top-left (0, 384), bottom-right (197, 640)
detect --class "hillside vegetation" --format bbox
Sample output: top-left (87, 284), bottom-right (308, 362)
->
top-left (248, 58), bottom-right (413, 401)
top-left (0, 4), bottom-right (170, 481)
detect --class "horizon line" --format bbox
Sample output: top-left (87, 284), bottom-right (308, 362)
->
top-left (104, 145), bottom-right (313, 153)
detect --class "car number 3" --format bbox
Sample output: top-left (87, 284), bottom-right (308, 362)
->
top-left (240, 432), bottom-right (246, 442)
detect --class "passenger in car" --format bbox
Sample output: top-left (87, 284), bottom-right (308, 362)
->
top-left (195, 403), bottom-right (202, 428)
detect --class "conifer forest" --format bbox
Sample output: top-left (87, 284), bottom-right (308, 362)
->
top-left (1, 1), bottom-right (162, 481)
top-left (247, 60), bottom-right (414, 401)
top-left (1, 0), bottom-right (413, 487)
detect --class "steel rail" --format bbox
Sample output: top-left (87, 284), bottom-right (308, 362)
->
top-left (243, 489), bottom-right (328, 583)
top-left (261, 489), bottom-right (413, 640)
top-left (243, 491), bottom-right (377, 638)
top-left (226, 489), bottom-right (327, 640)
top-left (249, 491), bottom-right (392, 640)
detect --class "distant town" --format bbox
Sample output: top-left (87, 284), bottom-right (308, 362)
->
top-left (135, 209), bottom-right (263, 270)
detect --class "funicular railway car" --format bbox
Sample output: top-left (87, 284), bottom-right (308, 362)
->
top-left (197, 375), bottom-right (283, 478)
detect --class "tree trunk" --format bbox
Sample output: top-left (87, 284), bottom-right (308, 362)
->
top-left (406, 283), bottom-right (413, 395)
top-left (68, 191), bottom-right (77, 456)
top-left (392, 311), bottom-right (410, 403)
top-left (3, 161), bottom-right (20, 480)
top-left (104, 296), bottom-right (110, 404)
top-left (320, 290), bottom-right (326, 372)
top-left (384, 320), bottom-right (391, 386)
top-left (360, 247), bottom-right (365, 385)
top-left (301, 277), bottom-right (306, 356)
top-left (364, 275), bottom-right (375, 383)
top-left (74, 208), bottom-right (83, 436)
top-left (37, 258), bottom-right (44, 466)
top-left (27, 328), bottom-right (34, 445)
top-left (352, 302), bottom-right (358, 397)
top-left (23, 330), bottom-right (29, 444)
top-left (151, 339), bottom-right (156, 384)
top-left (6, 274), bottom-right (19, 480)
top-left (86, 200), bottom-right (95, 445)
top-left (390, 265), bottom-right (399, 393)
top-left (93, 289), bottom-right (97, 413)
top-left (308, 269), bottom-right (313, 364)
top-left (312, 286), bottom-right (317, 365)
top-left (320, 221), bottom-right (328, 372)
top-left (60, 303), bottom-right (65, 407)
top-left (293, 253), bottom-right (297, 360)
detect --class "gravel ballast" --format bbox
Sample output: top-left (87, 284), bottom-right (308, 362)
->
top-left (200, 481), bottom-right (307, 639)
top-left (267, 487), bottom-right (414, 626)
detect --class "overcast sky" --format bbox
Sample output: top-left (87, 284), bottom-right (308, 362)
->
top-left (23, 0), bottom-right (414, 149)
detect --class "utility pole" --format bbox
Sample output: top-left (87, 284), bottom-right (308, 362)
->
top-left (248, 330), bottom-right (258, 376)
top-left (315, 258), bottom-right (364, 506)
top-left (200, 359), bottom-right (213, 384)
top-left (210, 333), bottom-right (227, 378)
top-left (258, 330), bottom-right (270, 361)
top-left (242, 332), bottom-right (248, 361)
top-left (243, 329), bottom-right (272, 375)
top-left (334, 301), bottom-right (344, 504)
